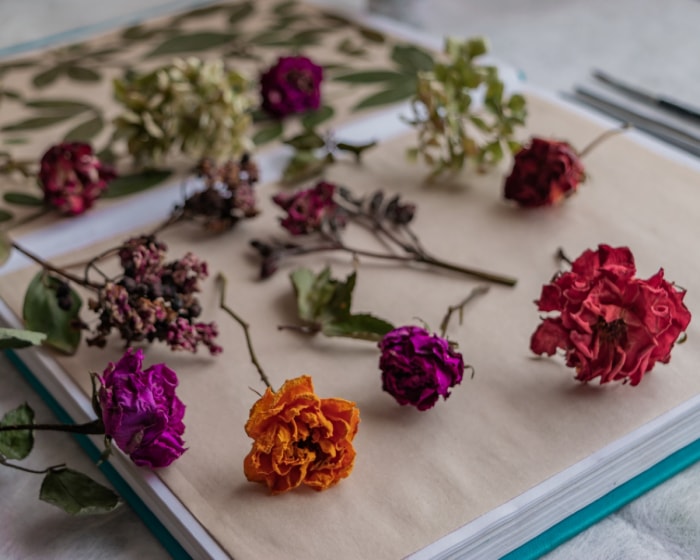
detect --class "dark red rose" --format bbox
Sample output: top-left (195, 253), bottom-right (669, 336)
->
top-left (504, 137), bottom-right (585, 207)
top-left (272, 181), bottom-right (345, 235)
top-left (260, 56), bottom-right (323, 118)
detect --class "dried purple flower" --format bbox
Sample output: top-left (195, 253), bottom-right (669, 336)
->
top-left (272, 181), bottom-right (345, 235)
top-left (260, 56), bottom-right (323, 118)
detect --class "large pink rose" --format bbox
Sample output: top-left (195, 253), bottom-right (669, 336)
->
top-left (531, 245), bottom-right (691, 385)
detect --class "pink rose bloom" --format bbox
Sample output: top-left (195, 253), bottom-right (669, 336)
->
top-left (378, 326), bottom-right (465, 410)
top-left (97, 349), bottom-right (186, 467)
top-left (531, 244), bottom-right (691, 385)
top-left (38, 142), bottom-right (116, 216)
top-left (272, 180), bottom-right (344, 235)
top-left (260, 56), bottom-right (323, 118)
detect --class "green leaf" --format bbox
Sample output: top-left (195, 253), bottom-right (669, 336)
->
top-left (300, 106), bottom-right (334, 130)
top-left (290, 267), bottom-right (317, 323)
top-left (390, 45), bottom-right (434, 74)
top-left (40, 468), bottom-right (122, 515)
top-left (0, 88), bottom-right (22, 100)
top-left (0, 328), bottom-right (47, 349)
top-left (273, 0), bottom-right (297, 15)
top-left (65, 66), bottom-right (101, 82)
top-left (171, 4), bottom-right (227, 24)
top-left (3, 192), bottom-right (44, 206)
top-left (322, 313), bottom-right (394, 341)
top-left (333, 70), bottom-right (406, 84)
top-left (287, 29), bottom-right (325, 47)
top-left (252, 121), bottom-right (284, 146)
top-left (0, 208), bottom-right (14, 223)
top-left (1, 115), bottom-right (73, 132)
top-left (32, 66), bottom-right (65, 89)
top-left (284, 130), bottom-right (325, 151)
top-left (336, 38), bottom-right (367, 57)
top-left (353, 78), bottom-right (417, 111)
top-left (281, 150), bottom-right (328, 184)
top-left (146, 32), bottom-right (237, 58)
top-left (0, 231), bottom-right (9, 266)
top-left (102, 169), bottom-right (172, 198)
top-left (359, 28), bottom-right (386, 44)
top-left (228, 2), bottom-right (254, 23)
top-left (121, 25), bottom-right (160, 41)
top-left (25, 99), bottom-right (94, 115)
top-left (3, 138), bottom-right (28, 145)
top-left (0, 403), bottom-right (34, 460)
top-left (63, 115), bottom-right (104, 142)
top-left (22, 271), bottom-right (83, 355)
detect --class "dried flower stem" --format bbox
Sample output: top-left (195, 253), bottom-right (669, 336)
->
top-left (579, 123), bottom-right (631, 158)
top-left (216, 273), bottom-right (272, 389)
top-left (439, 285), bottom-right (490, 337)
top-left (0, 207), bottom-right (51, 233)
top-left (10, 241), bottom-right (101, 290)
top-left (0, 457), bottom-right (66, 475)
top-left (0, 419), bottom-right (104, 435)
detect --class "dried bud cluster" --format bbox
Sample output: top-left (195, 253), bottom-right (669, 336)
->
top-left (87, 235), bottom-right (221, 354)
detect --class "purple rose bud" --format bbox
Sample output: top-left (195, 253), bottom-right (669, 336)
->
top-left (38, 142), bottom-right (116, 216)
top-left (272, 180), bottom-right (345, 235)
top-left (378, 326), bottom-right (465, 411)
top-left (98, 349), bottom-right (186, 468)
top-left (260, 56), bottom-right (323, 118)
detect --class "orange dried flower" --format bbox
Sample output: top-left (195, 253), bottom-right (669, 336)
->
top-left (243, 375), bottom-right (359, 494)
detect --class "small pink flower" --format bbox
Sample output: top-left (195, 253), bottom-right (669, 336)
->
top-left (272, 181), bottom-right (345, 235)
top-left (38, 142), bottom-right (116, 216)
top-left (260, 56), bottom-right (323, 118)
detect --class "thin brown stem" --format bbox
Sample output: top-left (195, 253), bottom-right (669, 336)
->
top-left (0, 419), bottom-right (104, 435)
top-left (439, 285), bottom-right (490, 337)
top-left (217, 273), bottom-right (272, 390)
top-left (0, 457), bottom-right (66, 475)
top-left (579, 123), bottom-right (631, 158)
top-left (10, 241), bottom-right (101, 290)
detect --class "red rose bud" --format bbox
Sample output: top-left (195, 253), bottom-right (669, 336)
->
top-left (98, 349), bottom-right (186, 468)
top-left (503, 137), bottom-right (585, 207)
top-left (260, 56), bottom-right (323, 118)
top-left (530, 245), bottom-right (691, 385)
top-left (378, 326), bottom-right (465, 410)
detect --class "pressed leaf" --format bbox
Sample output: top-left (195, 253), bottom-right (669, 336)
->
top-left (171, 4), bottom-right (227, 23)
top-left (390, 44), bottom-right (434, 74)
top-left (249, 31), bottom-right (288, 47)
top-left (32, 66), bottom-right (65, 88)
top-left (282, 151), bottom-right (328, 184)
top-left (322, 313), bottom-right (394, 341)
top-left (0, 403), bottom-right (34, 460)
top-left (25, 99), bottom-right (94, 115)
top-left (273, 0), bottom-right (297, 15)
top-left (22, 271), bottom-right (83, 355)
top-left (0, 327), bottom-right (47, 349)
top-left (290, 267), bottom-right (317, 323)
top-left (3, 192), bottom-right (44, 206)
top-left (1, 115), bottom-right (73, 132)
top-left (103, 169), bottom-right (172, 198)
top-left (359, 28), bottom-right (386, 43)
top-left (336, 38), bottom-right (367, 57)
top-left (353, 78), bottom-right (416, 111)
top-left (63, 115), bottom-right (104, 142)
top-left (146, 32), bottom-right (237, 57)
top-left (3, 138), bottom-right (29, 145)
top-left (0, 88), bottom-right (22, 100)
top-left (122, 25), bottom-right (160, 41)
top-left (333, 70), bottom-right (405, 84)
top-left (284, 130), bottom-right (325, 151)
top-left (252, 121), bottom-right (284, 146)
top-left (40, 469), bottom-right (122, 515)
top-left (300, 106), bottom-right (334, 130)
top-left (65, 66), bottom-right (101, 82)
top-left (228, 2), bottom-right (255, 23)
top-left (0, 230), bottom-right (11, 265)
top-left (287, 29), bottom-right (325, 47)
top-left (0, 208), bottom-right (14, 223)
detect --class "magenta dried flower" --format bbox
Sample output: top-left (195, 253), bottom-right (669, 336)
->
top-left (272, 180), bottom-right (345, 235)
top-left (97, 348), bottom-right (186, 468)
top-left (260, 56), bottom-right (323, 118)
top-left (38, 142), bottom-right (116, 216)
top-left (378, 326), bottom-right (465, 410)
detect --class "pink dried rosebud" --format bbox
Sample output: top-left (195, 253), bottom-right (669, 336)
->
top-left (378, 326), bottom-right (465, 410)
top-left (260, 56), bottom-right (323, 118)
top-left (97, 349), bottom-right (186, 468)
top-left (272, 180), bottom-right (345, 235)
top-left (503, 137), bottom-right (585, 207)
top-left (531, 244), bottom-right (691, 385)
top-left (38, 142), bottom-right (116, 216)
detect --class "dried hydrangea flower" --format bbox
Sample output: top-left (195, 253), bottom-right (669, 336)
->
top-left (531, 245), bottom-right (691, 385)
top-left (113, 57), bottom-right (253, 166)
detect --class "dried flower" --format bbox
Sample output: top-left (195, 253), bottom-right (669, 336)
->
top-left (272, 180), bottom-right (345, 235)
top-left (243, 375), bottom-right (359, 494)
top-left (38, 142), bottom-right (116, 215)
top-left (406, 37), bottom-right (527, 178)
top-left (378, 326), bottom-right (465, 410)
top-left (97, 348), bottom-right (186, 468)
top-left (260, 56), bottom-right (324, 118)
top-left (531, 245), bottom-right (691, 385)
top-left (113, 57), bottom-right (253, 166)
top-left (503, 138), bottom-right (585, 207)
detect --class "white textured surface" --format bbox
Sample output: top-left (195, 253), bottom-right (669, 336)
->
top-left (1, 2), bottom-right (699, 559)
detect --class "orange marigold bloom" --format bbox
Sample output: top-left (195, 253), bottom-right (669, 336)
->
top-left (243, 375), bottom-right (359, 494)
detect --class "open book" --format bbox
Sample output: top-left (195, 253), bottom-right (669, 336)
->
top-left (1, 2), bottom-right (700, 559)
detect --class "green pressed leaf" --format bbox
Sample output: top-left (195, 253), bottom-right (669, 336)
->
top-left (3, 192), bottom-right (44, 206)
top-left (248, 31), bottom-right (289, 47)
top-left (0, 403), bottom-right (34, 460)
top-left (1, 115), bottom-right (73, 132)
top-left (281, 150), bottom-right (327, 184)
top-left (359, 28), bottom-right (386, 43)
top-left (22, 271), bottom-right (83, 355)
top-left (287, 29), bottom-right (325, 47)
top-left (0, 230), bottom-right (10, 265)
top-left (63, 115), bottom-right (104, 142)
top-left (336, 38), bottom-right (367, 57)
top-left (390, 45), bottom-right (434, 74)
top-left (0, 208), bottom-right (14, 223)
top-left (32, 66), bottom-right (65, 88)
top-left (3, 138), bottom-right (28, 145)
top-left (290, 267), bottom-right (317, 323)
top-left (333, 70), bottom-right (405, 84)
top-left (103, 169), bottom-right (172, 198)
top-left (252, 121), bottom-right (284, 146)
top-left (284, 130), bottom-right (325, 151)
top-left (171, 3), bottom-right (227, 23)
top-left (273, 0), bottom-right (297, 15)
top-left (0, 327), bottom-right (47, 349)
top-left (25, 99), bottom-right (94, 115)
top-left (300, 106), bottom-right (334, 130)
top-left (121, 25), bottom-right (160, 40)
top-left (228, 2), bottom-right (255, 23)
top-left (146, 32), bottom-right (237, 57)
top-left (0, 60), bottom-right (36, 77)
top-left (65, 66), bottom-right (101, 82)
top-left (353, 78), bottom-right (416, 111)
top-left (40, 469), bottom-right (122, 515)
top-left (322, 313), bottom-right (394, 341)
top-left (0, 88), bottom-right (22, 100)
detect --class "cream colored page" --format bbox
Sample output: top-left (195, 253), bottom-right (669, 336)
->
top-left (2, 93), bottom-right (700, 559)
